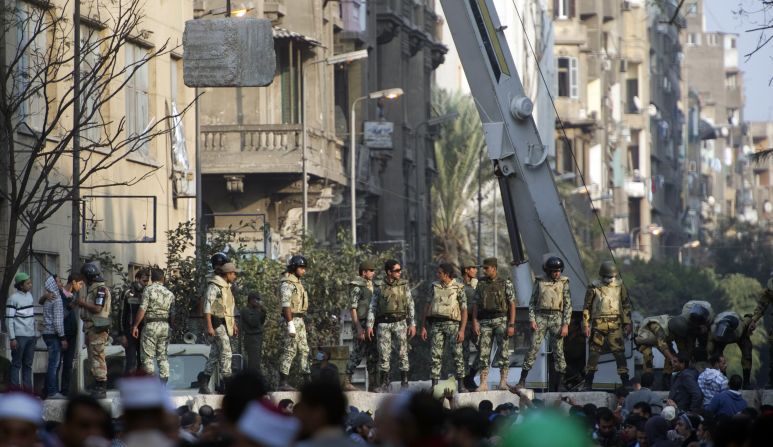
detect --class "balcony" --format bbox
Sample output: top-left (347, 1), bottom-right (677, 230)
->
top-left (200, 124), bottom-right (346, 184)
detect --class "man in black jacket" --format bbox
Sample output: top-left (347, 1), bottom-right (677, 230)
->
top-left (118, 269), bottom-right (150, 374)
top-left (241, 292), bottom-right (266, 374)
top-left (668, 352), bottom-right (703, 412)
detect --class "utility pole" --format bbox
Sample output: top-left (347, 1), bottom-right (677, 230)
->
top-left (477, 145), bottom-right (482, 264)
top-left (71, 0), bottom-right (81, 271)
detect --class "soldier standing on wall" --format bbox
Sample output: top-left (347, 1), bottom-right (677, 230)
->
top-left (278, 255), bottom-right (311, 391)
top-left (367, 259), bottom-right (416, 393)
top-left (471, 257), bottom-right (516, 392)
top-left (582, 261), bottom-right (632, 390)
top-left (343, 260), bottom-right (379, 391)
top-left (518, 256), bottom-right (571, 391)
top-left (78, 263), bottom-right (112, 399)
top-left (118, 269), bottom-right (150, 374)
top-left (421, 262), bottom-right (468, 393)
top-left (132, 268), bottom-right (175, 384)
top-left (459, 258), bottom-right (480, 391)
top-left (200, 262), bottom-right (239, 394)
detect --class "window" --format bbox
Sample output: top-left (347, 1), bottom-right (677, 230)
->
top-left (686, 33), bottom-right (701, 46)
top-left (725, 73), bottom-right (738, 89)
top-left (554, 0), bottom-right (575, 19)
top-left (81, 25), bottom-right (102, 146)
top-left (17, 6), bottom-right (47, 132)
top-left (25, 252), bottom-right (60, 305)
top-left (125, 43), bottom-right (149, 154)
top-left (626, 78), bottom-right (639, 113)
top-left (557, 57), bottom-right (578, 99)
top-left (278, 44), bottom-right (301, 124)
top-left (706, 33), bottom-right (718, 46)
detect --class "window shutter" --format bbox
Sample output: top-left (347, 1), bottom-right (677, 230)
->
top-left (568, 0), bottom-right (575, 18)
top-left (553, 0), bottom-right (559, 18)
top-left (570, 57), bottom-right (578, 99)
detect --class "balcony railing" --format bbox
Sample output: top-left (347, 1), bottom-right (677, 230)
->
top-left (201, 124), bottom-right (302, 153)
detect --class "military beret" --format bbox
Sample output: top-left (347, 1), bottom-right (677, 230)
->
top-left (483, 257), bottom-right (498, 267)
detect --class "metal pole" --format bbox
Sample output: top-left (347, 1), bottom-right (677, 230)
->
top-left (350, 98), bottom-right (362, 246)
top-left (225, 0), bottom-right (231, 16)
top-left (477, 145), bottom-right (482, 264)
top-left (493, 184), bottom-right (497, 259)
top-left (301, 56), bottom-right (308, 235)
top-left (195, 87), bottom-right (202, 254)
top-left (72, 0), bottom-right (81, 271)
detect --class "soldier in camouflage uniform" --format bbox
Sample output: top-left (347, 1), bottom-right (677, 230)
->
top-left (278, 255), bottom-right (310, 391)
top-left (635, 314), bottom-right (679, 389)
top-left (675, 300), bottom-right (714, 362)
top-left (77, 263), bottom-right (112, 399)
top-left (118, 269), bottom-right (149, 374)
top-left (367, 259), bottom-right (416, 393)
top-left (709, 311), bottom-right (753, 388)
top-left (518, 257), bottom-right (571, 391)
top-left (421, 262), bottom-right (468, 392)
top-left (131, 268), bottom-right (175, 383)
top-left (343, 260), bottom-right (378, 391)
top-left (459, 258), bottom-right (480, 391)
top-left (750, 273), bottom-right (773, 388)
top-left (582, 261), bottom-right (632, 390)
top-left (201, 262), bottom-right (239, 394)
top-left (471, 257), bottom-right (516, 392)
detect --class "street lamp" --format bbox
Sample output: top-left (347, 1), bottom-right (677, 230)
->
top-left (349, 88), bottom-right (404, 245)
top-left (678, 240), bottom-right (701, 264)
top-left (629, 224), bottom-right (664, 252)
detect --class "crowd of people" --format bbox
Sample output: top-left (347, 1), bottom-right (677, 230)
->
top-left (1, 369), bottom-right (773, 447)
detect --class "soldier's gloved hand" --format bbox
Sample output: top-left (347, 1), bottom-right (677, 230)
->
top-left (530, 321), bottom-right (538, 331)
top-left (560, 324), bottom-right (569, 337)
top-left (287, 320), bottom-right (296, 337)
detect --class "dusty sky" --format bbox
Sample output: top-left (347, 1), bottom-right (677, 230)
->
top-left (705, 0), bottom-right (773, 122)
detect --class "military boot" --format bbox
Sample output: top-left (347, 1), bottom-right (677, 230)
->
top-left (376, 371), bottom-right (391, 393)
top-left (342, 375), bottom-right (358, 391)
top-left (743, 368), bottom-right (752, 390)
top-left (198, 374), bottom-right (212, 394)
top-left (160, 377), bottom-right (169, 386)
top-left (554, 372), bottom-right (565, 392)
top-left (401, 371), bottom-right (409, 389)
top-left (278, 373), bottom-right (296, 392)
top-left (91, 381), bottom-right (106, 399)
top-left (368, 371), bottom-right (380, 392)
top-left (498, 367), bottom-right (509, 390)
top-left (583, 372), bottom-right (595, 391)
top-left (431, 378), bottom-right (438, 392)
top-left (517, 369), bottom-right (529, 388)
top-left (463, 368), bottom-right (479, 391)
top-left (620, 373), bottom-right (631, 388)
top-left (457, 378), bottom-right (468, 393)
top-left (478, 369), bottom-right (489, 392)
top-left (302, 373), bottom-right (311, 386)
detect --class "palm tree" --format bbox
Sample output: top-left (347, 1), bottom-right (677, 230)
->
top-left (431, 89), bottom-right (489, 264)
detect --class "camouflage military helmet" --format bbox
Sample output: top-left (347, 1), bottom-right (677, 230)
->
top-left (543, 256), bottom-right (564, 273)
top-left (80, 262), bottom-right (102, 282)
top-left (634, 330), bottom-right (656, 347)
top-left (358, 260), bottom-right (377, 272)
top-left (667, 316), bottom-right (689, 338)
top-left (598, 261), bottom-right (618, 278)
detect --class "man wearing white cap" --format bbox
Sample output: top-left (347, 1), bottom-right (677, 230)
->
top-left (118, 375), bottom-right (176, 447)
top-left (235, 400), bottom-right (299, 447)
top-left (0, 392), bottom-right (42, 447)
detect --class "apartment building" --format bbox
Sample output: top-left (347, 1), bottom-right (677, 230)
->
top-left (0, 0), bottom-right (196, 297)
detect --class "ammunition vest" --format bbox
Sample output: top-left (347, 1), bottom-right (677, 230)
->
top-left (207, 275), bottom-right (236, 336)
top-left (377, 279), bottom-right (409, 318)
top-left (280, 273), bottom-right (308, 313)
top-left (350, 276), bottom-right (373, 321)
top-left (478, 276), bottom-right (508, 313)
top-left (590, 279), bottom-right (622, 318)
top-left (462, 277), bottom-right (478, 306)
top-left (81, 281), bottom-right (112, 322)
top-left (536, 277), bottom-right (568, 311)
top-left (429, 281), bottom-right (463, 321)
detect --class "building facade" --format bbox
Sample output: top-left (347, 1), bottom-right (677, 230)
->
top-left (0, 0), bottom-right (196, 298)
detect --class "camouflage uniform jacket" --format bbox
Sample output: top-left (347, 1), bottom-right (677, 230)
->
top-left (140, 283), bottom-right (175, 322)
top-left (529, 276), bottom-right (571, 326)
top-left (582, 278), bottom-right (631, 329)
top-left (349, 276), bottom-right (375, 322)
top-left (751, 278), bottom-right (773, 325)
top-left (367, 278), bottom-right (415, 328)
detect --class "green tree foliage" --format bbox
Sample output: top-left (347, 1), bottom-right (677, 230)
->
top-left (431, 88), bottom-right (486, 264)
top-left (709, 219), bottom-right (772, 285)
